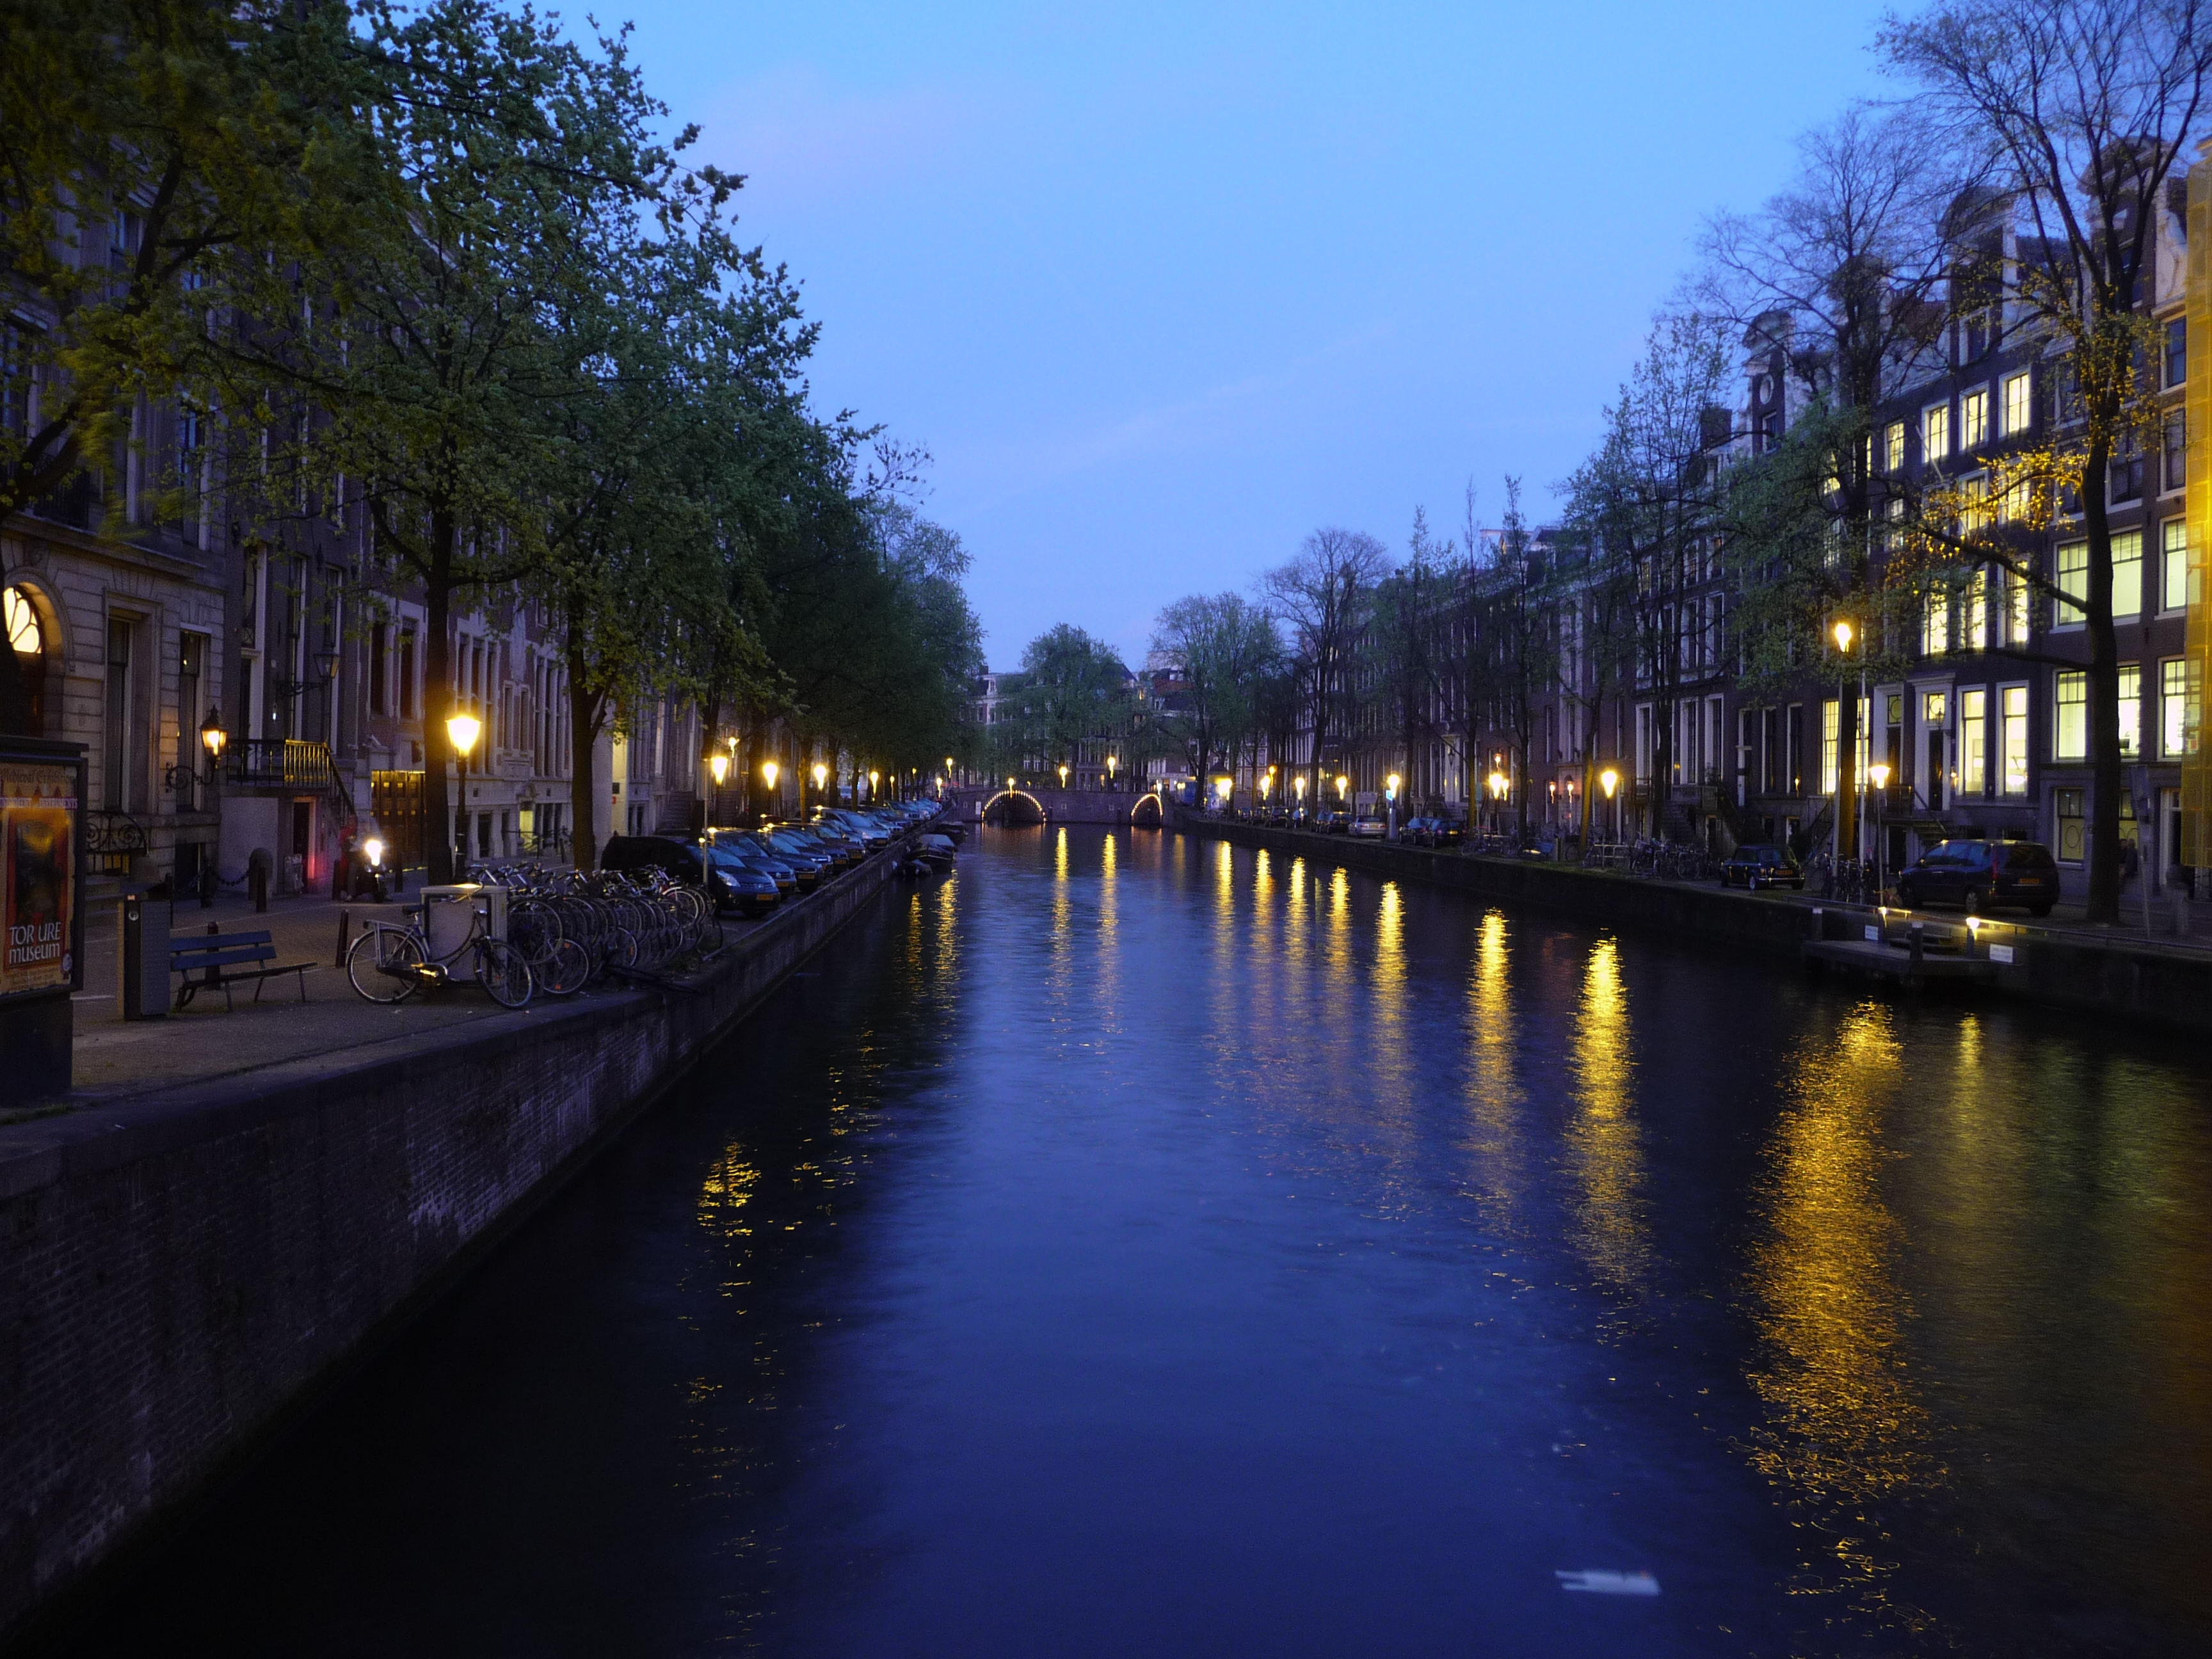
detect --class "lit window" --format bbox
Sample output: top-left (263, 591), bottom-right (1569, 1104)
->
top-left (1962, 688), bottom-right (1987, 794)
top-left (2056, 541), bottom-right (2087, 625)
top-left (2112, 529), bottom-right (2142, 618)
top-left (2002, 371), bottom-right (2032, 435)
top-left (1885, 422), bottom-right (1905, 472)
top-left (2163, 658), bottom-right (2194, 757)
top-left (2001, 685), bottom-right (2028, 795)
top-left (1821, 699), bottom-right (1838, 794)
top-left (2008, 570), bottom-right (2030, 645)
top-left (1923, 586), bottom-right (1950, 655)
top-left (2164, 519), bottom-right (2190, 612)
top-left (2119, 663), bottom-right (2140, 757)
top-left (1925, 403), bottom-right (1951, 461)
top-left (1924, 689), bottom-right (1947, 727)
top-left (1960, 474), bottom-right (1989, 534)
top-left (2055, 669), bottom-right (2087, 760)
top-left (1962, 388), bottom-right (1989, 448)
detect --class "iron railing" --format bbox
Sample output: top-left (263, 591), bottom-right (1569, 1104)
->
top-left (228, 738), bottom-right (334, 789)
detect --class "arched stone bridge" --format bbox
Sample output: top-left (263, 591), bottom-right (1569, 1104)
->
top-left (946, 786), bottom-right (1166, 827)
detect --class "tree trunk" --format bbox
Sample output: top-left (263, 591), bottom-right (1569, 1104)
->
top-left (566, 630), bottom-right (604, 874)
top-left (1836, 683), bottom-right (1859, 875)
top-left (421, 511), bottom-right (456, 885)
top-left (2083, 437), bottom-right (2122, 924)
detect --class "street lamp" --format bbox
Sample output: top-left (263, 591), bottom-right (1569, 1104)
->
top-left (199, 709), bottom-right (227, 771)
top-left (1833, 616), bottom-right (1862, 886)
top-left (869, 767), bottom-right (880, 801)
top-left (763, 760), bottom-right (780, 820)
top-left (1059, 764), bottom-right (1070, 789)
top-left (812, 760), bottom-right (828, 810)
top-left (447, 712), bottom-right (481, 875)
top-left (1107, 753), bottom-right (1119, 788)
top-left (1600, 766), bottom-right (1619, 845)
top-left (1336, 774), bottom-right (1349, 802)
top-left (1293, 773), bottom-right (1306, 818)
top-left (1385, 772), bottom-right (1401, 839)
top-left (710, 751), bottom-right (729, 787)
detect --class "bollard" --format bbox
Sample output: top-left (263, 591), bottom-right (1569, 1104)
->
top-left (1909, 924), bottom-right (1924, 972)
top-left (250, 861), bottom-right (269, 913)
top-left (120, 894), bottom-right (142, 1018)
top-left (335, 908), bottom-right (351, 968)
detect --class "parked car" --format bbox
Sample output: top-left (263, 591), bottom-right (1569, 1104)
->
top-left (601, 834), bottom-right (773, 915)
top-left (1719, 844), bottom-right (1804, 891)
top-left (1314, 810), bottom-right (1350, 834)
top-left (1896, 838), bottom-right (2058, 916)
top-left (1349, 815), bottom-right (1387, 839)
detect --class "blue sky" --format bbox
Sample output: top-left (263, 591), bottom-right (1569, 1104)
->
top-left (621, 1), bottom-right (1900, 670)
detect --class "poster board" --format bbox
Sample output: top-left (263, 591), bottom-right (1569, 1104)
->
top-left (1, 748), bottom-right (81, 1000)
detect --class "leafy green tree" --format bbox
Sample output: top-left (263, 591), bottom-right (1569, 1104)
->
top-left (0, 0), bottom-right (371, 733)
top-left (1150, 592), bottom-right (1279, 785)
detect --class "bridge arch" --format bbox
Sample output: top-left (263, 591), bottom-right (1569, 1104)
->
top-left (1128, 791), bottom-right (1164, 828)
top-left (982, 789), bottom-right (1046, 826)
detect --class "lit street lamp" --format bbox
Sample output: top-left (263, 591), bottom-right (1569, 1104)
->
top-left (447, 711), bottom-right (481, 875)
top-left (1059, 764), bottom-right (1070, 789)
top-left (1107, 753), bottom-right (1119, 789)
top-left (1868, 760), bottom-right (1891, 902)
top-left (1385, 772), bottom-right (1400, 839)
top-left (1600, 767), bottom-right (1619, 845)
top-left (763, 760), bottom-right (780, 821)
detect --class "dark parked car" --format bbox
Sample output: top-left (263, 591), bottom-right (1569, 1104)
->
top-left (601, 835), bottom-right (776, 916)
top-left (1896, 838), bottom-right (2058, 916)
top-left (1314, 810), bottom-right (1350, 834)
top-left (1719, 844), bottom-right (1804, 890)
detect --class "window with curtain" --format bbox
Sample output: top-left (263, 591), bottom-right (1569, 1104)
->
top-left (2002, 371), bottom-right (2032, 434)
top-left (1885, 422), bottom-right (1905, 471)
top-left (1961, 688), bottom-right (1987, 794)
top-left (2112, 529), bottom-right (2143, 618)
top-left (2001, 686), bottom-right (2028, 794)
top-left (2056, 541), bottom-right (2087, 625)
top-left (2119, 664), bottom-right (2140, 757)
top-left (1923, 586), bottom-right (1950, 655)
top-left (2164, 519), bottom-right (2189, 613)
top-left (2163, 658), bottom-right (2193, 757)
top-left (1962, 388), bottom-right (1989, 447)
top-left (1821, 700), bottom-right (1838, 794)
top-left (2055, 670), bottom-right (2087, 760)
top-left (1968, 568), bottom-right (1989, 650)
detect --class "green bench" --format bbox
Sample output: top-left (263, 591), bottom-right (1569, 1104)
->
top-left (170, 930), bottom-right (313, 1012)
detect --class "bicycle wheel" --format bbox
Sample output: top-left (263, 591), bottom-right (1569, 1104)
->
top-left (539, 936), bottom-right (589, 997)
top-left (347, 926), bottom-right (425, 1004)
top-left (476, 938), bottom-right (534, 1009)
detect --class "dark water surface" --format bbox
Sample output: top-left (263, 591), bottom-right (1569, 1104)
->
top-left (61, 829), bottom-right (2212, 1656)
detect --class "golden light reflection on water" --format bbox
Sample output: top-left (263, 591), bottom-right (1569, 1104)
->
top-left (1461, 911), bottom-right (1525, 1223)
top-left (1745, 1000), bottom-right (1931, 1628)
top-left (1564, 938), bottom-right (1649, 1308)
top-left (1369, 883), bottom-right (1409, 1123)
top-left (696, 1148), bottom-right (759, 1243)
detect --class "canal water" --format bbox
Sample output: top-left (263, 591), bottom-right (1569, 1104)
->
top-left (60, 830), bottom-right (2212, 1656)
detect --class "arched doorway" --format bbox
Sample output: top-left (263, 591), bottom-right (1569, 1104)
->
top-left (3, 583), bottom-right (49, 737)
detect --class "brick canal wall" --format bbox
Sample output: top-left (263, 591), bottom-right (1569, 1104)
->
top-left (1183, 815), bottom-right (2212, 1036)
top-left (0, 841), bottom-right (916, 1646)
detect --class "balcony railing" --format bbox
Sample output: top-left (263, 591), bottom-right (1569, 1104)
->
top-left (227, 737), bottom-right (335, 789)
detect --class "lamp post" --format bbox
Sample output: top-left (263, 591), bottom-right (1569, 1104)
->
top-left (447, 712), bottom-right (481, 877)
top-left (762, 760), bottom-right (780, 822)
top-left (1868, 761), bottom-right (1891, 902)
top-left (709, 750), bottom-right (729, 828)
top-left (869, 767), bottom-right (880, 803)
top-left (1293, 773), bottom-right (1306, 821)
top-left (1832, 617), bottom-right (1861, 883)
top-left (1386, 772), bottom-right (1400, 839)
top-left (812, 760), bottom-right (828, 813)
top-left (1601, 766), bottom-right (1619, 846)
top-left (1108, 753), bottom-right (1119, 790)
top-left (1059, 763), bottom-right (1070, 790)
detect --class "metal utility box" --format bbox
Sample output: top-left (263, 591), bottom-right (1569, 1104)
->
top-left (419, 883), bottom-right (504, 982)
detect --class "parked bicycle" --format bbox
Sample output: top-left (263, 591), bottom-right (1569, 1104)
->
top-left (345, 888), bottom-right (534, 1007)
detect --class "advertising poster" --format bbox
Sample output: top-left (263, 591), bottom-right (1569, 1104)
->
top-left (1, 758), bottom-right (75, 998)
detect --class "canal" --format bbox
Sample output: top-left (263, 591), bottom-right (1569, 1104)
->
top-left (56, 828), bottom-right (2212, 1656)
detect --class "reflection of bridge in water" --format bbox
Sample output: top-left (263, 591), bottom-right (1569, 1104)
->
top-left (950, 787), bottom-right (1165, 828)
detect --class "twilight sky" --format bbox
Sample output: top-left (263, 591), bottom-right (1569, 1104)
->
top-left (622, 1), bottom-right (1899, 671)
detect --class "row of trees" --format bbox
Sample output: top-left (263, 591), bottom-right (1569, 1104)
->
top-left (0, 0), bottom-right (981, 877)
top-left (1125, 0), bottom-right (2206, 923)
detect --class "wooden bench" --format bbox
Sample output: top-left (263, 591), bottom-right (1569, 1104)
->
top-left (170, 930), bottom-right (314, 1012)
